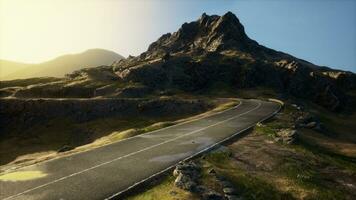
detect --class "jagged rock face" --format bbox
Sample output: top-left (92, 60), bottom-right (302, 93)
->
top-left (144, 12), bottom-right (258, 59)
top-left (0, 98), bottom-right (211, 135)
top-left (2, 12), bottom-right (354, 111)
top-left (111, 12), bottom-right (355, 111)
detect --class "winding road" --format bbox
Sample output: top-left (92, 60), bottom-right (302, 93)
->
top-left (0, 99), bottom-right (280, 200)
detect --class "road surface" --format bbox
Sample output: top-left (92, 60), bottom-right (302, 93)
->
top-left (0, 99), bottom-right (280, 200)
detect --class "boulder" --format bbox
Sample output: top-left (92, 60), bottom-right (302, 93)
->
top-left (305, 121), bottom-right (317, 128)
top-left (175, 161), bottom-right (200, 177)
top-left (174, 173), bottom-right (197, 192)
top-left (208, 168), bottom-right (216, 174)
top-left (275, 129), bottom-right (298, 144)
top-left (173, 161), bottom-right (201, 192)
top-left (223, 187), bottom-right (237, 195)
top-left (294, 113), bottom-right (320, 129)
top-left (202, 190), bottom-right (224, 200)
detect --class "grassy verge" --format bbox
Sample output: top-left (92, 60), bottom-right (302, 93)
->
top-left (87, 99), bottom-right (239, 145)
top-left (126, 101), bottom-right (356, 200)
top-left (201, 149), bottom-right (296, 200)
top-left (127, 176), bottom-right (199, 200)
top-left (0, 99), bottom-right (239, 172)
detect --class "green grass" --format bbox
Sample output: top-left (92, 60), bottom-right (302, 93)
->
top-left (125, 100), bottom-right (356, 200)
top-left (294, 139), bottom-right (356, 172)
top-left (127, 176), bottom-right (199, 200)
top-left (204, 137), bottom-right (350, 200)
top-left (253, 106), bottom-right (355, 199)
top-left (227, 172), bottom-right (296, 200)
top-left (213, 102), bottom-right (354, 200)
top-left (204, 149), bottom-right (232, 165)
top-left (255, 125), bottom-right (277, 138)
top-left (202, 149), bottom-right (296, 200)
top-left (276, 154), bottom-right (348, 200)
top-left (303, 100), bottom-right (356, 142)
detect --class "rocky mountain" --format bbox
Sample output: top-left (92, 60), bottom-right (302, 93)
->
top-left (0, 49), bottom-right (123, 80)
top-left (1, 12), bottom-right (355, 111)
top-left (112, 12), bottom-right (356, 111)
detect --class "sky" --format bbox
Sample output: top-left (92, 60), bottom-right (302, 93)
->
top-left (0, 0), bottom-right (355, 72)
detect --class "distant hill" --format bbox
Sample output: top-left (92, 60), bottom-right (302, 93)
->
top-left (0, 60), bottom-right (31, 80)
top-left (0, 49), bottom-right (123, 80)
top-left (1, 12), bottom-right (355, 111)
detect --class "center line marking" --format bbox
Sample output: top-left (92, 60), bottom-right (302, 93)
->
top-left (3, 101), bottom-right (262, 200)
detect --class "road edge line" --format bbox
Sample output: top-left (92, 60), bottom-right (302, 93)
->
top-left (1, 100), bottom-right (242, 174)
top-left (106, 100), bottom-right (282, 199)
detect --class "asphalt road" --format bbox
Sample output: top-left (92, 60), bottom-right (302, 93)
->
top-left (0, 99), bottom-right (280, 200)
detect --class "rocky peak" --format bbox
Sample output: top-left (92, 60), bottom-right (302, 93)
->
top-left (145, 12), bottom-right (256, 57)
top-left (112, 11), bottom-right (355, 112)
top-left (212, 11), bottom-right (248, 40)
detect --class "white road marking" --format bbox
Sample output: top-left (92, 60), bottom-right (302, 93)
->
top-left (3, 101), bottom-right (263, 200)
top-left (106, 101), bottom-right (281, 200)
top-left (1, 101), bottom-right (242, 173)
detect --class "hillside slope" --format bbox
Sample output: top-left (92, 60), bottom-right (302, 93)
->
top-left (1, 12), bottom-right (355, 111)
top-left (111, 12), bottom-right (355, 111)
top-left (0, 49), bottom-right (123, 80)
top-left (0, 60), bottom-right (30, 79)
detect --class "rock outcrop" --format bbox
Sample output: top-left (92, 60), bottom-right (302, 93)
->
top-left (275, 129), bottom-right (298, 144)
top-left (173, 161), bottom-right (225, 200)
top-left (1, 12), bottom-right (355, 112)
top-left (111, 12), bottom-right (355, 111)
top-left (0, 98), bottom-right (211, 136)
top-left (173, 161), bottom-right (201, 192)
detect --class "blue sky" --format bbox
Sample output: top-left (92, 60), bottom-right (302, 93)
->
top-left (1, 0), bottom-right (355, 72)
top-left (155, 0), bottom-right (356, 72)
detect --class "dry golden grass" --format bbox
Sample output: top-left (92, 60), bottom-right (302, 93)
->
top-left (127, 176), bottom-right (199, 200)
top-left (0, 99), bottom-right (239, 173)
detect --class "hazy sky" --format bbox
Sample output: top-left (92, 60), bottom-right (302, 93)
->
top-left (0, 0), bottom-right (355, 72)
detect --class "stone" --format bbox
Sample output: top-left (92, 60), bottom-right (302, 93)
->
top-left (225, 194), bottom-right (242, 200)
top-left (223, 187), bottom-right (237, 195)
top-left (305, 121), bottom-right (317, 128)
top-left (57, 145), bottom-right (73, 153)
top-left (208, 168), bottom-right (216, 174)
top-left (275, 129), bottom-right (298, 144)
top-left (173, 168), bottom-right (180, 177)
top-left (274, 137), bottom-right (282, 142)
top-left (174, 173), bottom-right (197, 192)
top-left (202, 190), bottom-right (224, 200)
top-left (174, 161), bottom-right (200, 178)
top-left (291, 104), bottom-right (304, 111)
top-left (173, 161), bottom-right (201, 192)
top-left (196, 185), bottom-right (208, 194)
